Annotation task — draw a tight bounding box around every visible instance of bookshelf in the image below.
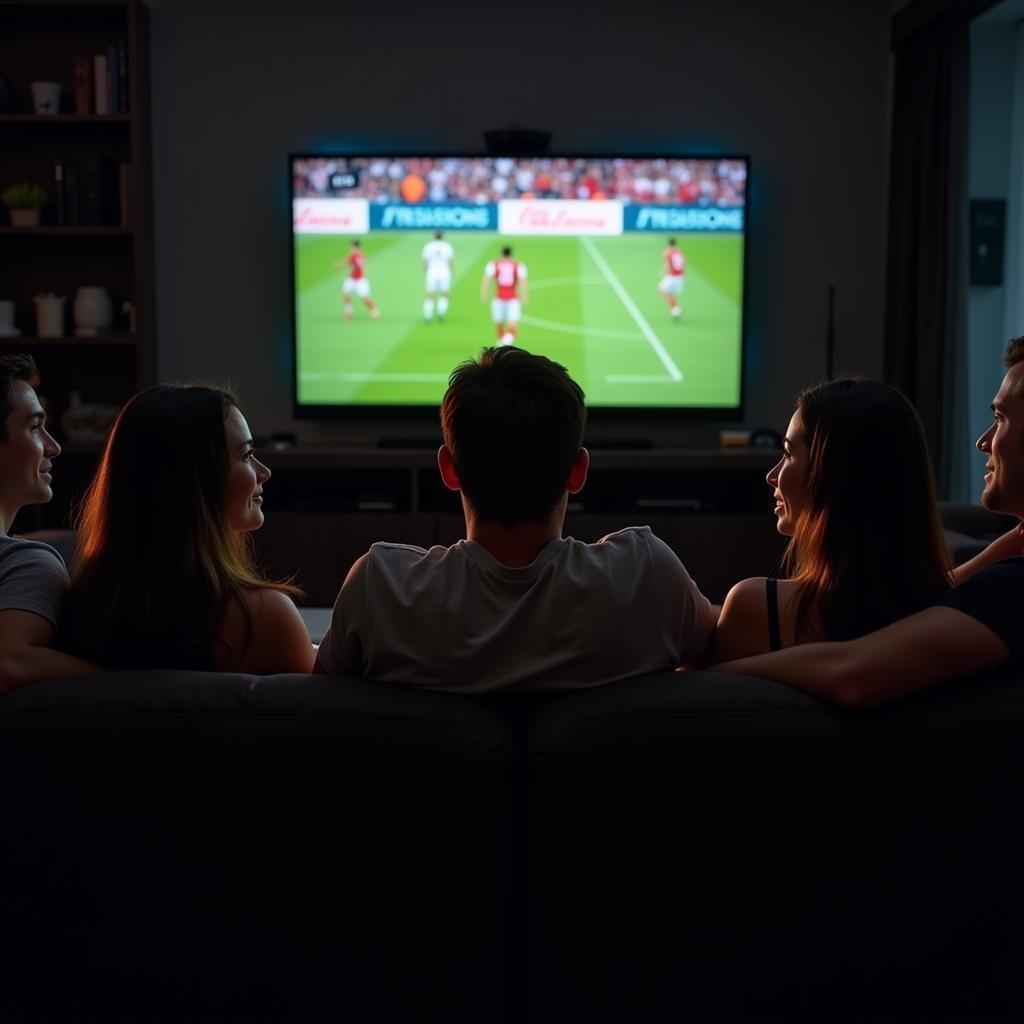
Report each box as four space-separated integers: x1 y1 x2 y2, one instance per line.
0 0 152 529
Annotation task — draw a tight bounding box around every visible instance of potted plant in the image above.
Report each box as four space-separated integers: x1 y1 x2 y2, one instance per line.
2 183 47 227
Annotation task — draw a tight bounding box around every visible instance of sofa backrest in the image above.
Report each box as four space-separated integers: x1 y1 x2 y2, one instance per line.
526 669 1024 1021
3 667 1023 1022
0 672 517 1022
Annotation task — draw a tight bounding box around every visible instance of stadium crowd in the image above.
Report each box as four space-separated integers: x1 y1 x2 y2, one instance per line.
293 156 747 207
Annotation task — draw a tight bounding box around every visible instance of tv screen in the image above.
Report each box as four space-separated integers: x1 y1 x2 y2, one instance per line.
290 154 747 418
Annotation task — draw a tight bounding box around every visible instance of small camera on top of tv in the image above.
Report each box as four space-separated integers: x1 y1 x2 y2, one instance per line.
483 127 551 155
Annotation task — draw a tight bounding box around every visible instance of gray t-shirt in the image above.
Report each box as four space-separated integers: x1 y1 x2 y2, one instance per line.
0 533 69 628
316 526 715 692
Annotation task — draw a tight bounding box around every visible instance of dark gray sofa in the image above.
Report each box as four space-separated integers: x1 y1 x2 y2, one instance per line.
1 667 1021 1022
939 500 1019 562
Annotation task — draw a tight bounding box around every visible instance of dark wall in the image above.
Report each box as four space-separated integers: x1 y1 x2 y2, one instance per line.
148 0 891 444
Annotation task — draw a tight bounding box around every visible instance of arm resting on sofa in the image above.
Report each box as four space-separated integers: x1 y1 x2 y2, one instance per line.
0 610 98 694
707 607 1008 708
953 525 1024 584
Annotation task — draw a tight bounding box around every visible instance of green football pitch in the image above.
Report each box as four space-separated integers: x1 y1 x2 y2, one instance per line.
294 231 743 408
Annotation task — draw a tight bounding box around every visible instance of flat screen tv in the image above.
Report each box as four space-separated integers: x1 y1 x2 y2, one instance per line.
290 153 748 420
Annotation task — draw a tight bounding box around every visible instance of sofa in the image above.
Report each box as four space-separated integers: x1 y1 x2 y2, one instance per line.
938 500 1019 562
1 666 1021 1022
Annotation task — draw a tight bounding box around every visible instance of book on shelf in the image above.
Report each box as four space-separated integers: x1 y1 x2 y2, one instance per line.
116 39 128 113
73 56 93 114
54 160 65 224
76 43 128 115
118 162 130 226
63 162 81 225
107 44 118 115
56 157 119 225
93 54 108 114
79 155 120 224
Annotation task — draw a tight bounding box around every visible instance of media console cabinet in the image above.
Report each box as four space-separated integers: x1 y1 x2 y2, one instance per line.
251 447 784 605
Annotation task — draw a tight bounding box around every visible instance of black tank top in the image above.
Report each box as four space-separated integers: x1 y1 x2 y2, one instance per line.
765 577 782 652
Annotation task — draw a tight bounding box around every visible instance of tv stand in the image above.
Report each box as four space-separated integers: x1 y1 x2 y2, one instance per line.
379 437 657 450
586 439 654 450
378 437 440 450
251 447 783 606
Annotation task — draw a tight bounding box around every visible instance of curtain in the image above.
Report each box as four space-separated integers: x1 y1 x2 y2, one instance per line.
885 14 970 500
1003 22 1024 344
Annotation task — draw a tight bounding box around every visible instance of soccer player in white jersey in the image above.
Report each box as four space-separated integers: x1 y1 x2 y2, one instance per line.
422 231 455 322
659 237 686 319
481 245 528 346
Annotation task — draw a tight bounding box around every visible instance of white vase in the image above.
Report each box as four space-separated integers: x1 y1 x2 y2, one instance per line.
73 286 113 337
0 300 18 337
30 81 61 114
34 294 66 338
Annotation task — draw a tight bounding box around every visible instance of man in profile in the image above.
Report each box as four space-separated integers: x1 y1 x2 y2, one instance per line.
315 346 715 690
711 337 1024 705
0 354 94 691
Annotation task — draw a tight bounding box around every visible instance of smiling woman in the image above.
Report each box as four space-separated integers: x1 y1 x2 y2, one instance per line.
710 377 955 661
58 385 315 674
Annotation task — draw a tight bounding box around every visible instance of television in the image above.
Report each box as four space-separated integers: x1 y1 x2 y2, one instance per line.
290 153 748 420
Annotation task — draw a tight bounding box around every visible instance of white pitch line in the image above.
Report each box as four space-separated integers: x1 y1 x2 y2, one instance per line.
581 236 683 382
605 374 677 383
341 373 448 383
519 315 643 341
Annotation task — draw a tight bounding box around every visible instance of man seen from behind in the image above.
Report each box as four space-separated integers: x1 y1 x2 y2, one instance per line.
315 346 716 690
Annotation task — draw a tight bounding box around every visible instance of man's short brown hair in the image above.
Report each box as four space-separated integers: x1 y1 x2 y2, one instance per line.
1005 337 1024 368
0 354 39 441
440 347 586 525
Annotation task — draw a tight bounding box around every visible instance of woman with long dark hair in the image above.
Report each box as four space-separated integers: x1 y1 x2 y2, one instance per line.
711 378 955 659
59 385 315 673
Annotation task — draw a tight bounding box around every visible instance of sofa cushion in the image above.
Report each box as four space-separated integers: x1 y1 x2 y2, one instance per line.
0 672 517 1022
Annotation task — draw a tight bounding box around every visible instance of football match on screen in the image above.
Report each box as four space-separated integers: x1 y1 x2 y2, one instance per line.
291 156 747 411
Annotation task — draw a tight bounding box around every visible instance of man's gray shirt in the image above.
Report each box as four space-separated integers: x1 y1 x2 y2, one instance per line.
317 526 716 692
0 534 69 627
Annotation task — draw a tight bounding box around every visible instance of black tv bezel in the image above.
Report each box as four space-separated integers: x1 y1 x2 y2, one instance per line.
288 150 750 424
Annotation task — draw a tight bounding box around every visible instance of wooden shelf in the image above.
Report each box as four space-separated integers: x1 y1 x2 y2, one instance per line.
0 334 136 346
0 225 132 235
0 0 129 7
0 114 131 124
0 0 130 21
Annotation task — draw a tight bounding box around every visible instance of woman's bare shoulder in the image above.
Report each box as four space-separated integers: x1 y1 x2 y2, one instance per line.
726 576 771 599
709 577 773 663
217 588 315 675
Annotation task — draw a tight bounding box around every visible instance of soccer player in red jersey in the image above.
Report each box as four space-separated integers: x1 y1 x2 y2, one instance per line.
659 237 686 320
481 245 528 346
335 239 380 320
